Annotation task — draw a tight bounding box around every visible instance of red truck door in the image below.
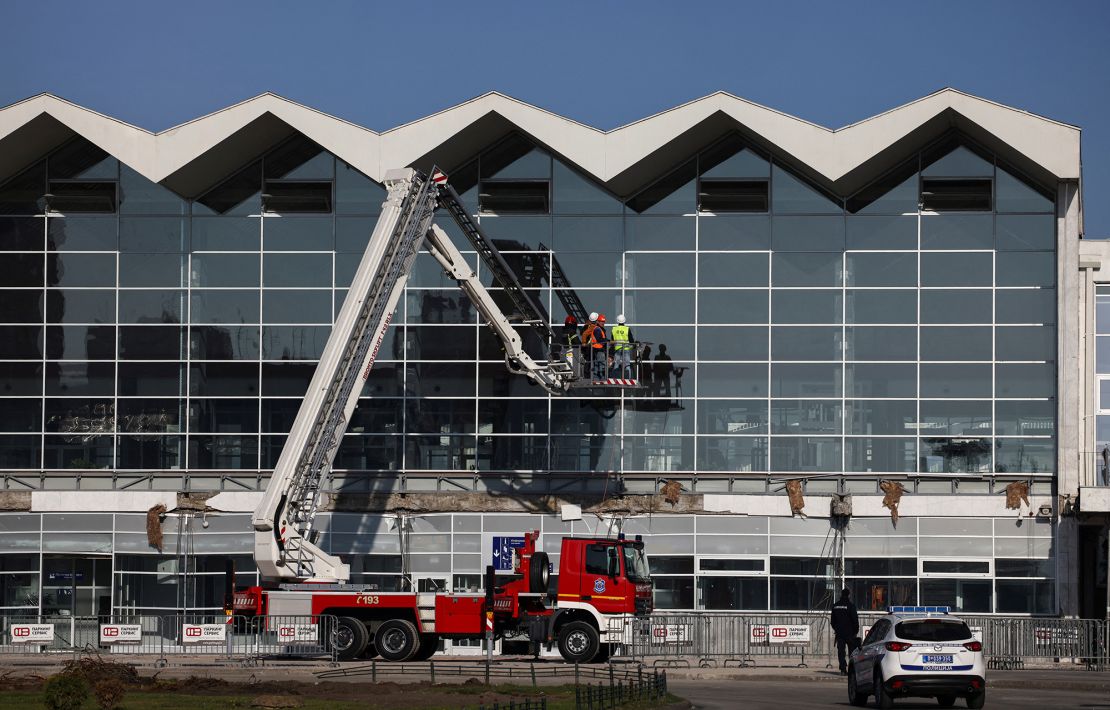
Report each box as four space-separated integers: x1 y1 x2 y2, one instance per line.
580 543 629 615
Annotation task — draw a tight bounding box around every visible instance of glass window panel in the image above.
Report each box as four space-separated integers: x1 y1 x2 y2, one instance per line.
0 435 41 468
190 253 259 288
479 215 550 250
920 579 992 613
0 291 44 323
850 171 920 216
189 435 258 469
0 216 44 250
44 325 114 360
335 434 402 470
334 216 376 253
698 363 767 397
697 436 768 472
920 252 992 287
846 438 917 472
920 326 992 361
261 399 301 434
698 215 770 250
551 216 623 252
49 139 114 179
996 214 1054 251
552 161 622 214
770 400 841 434
44 398 112 433
771 437 841 472
0 325 43 359
189 362 259 396
119 253 184 287
846 290 917 324
993 537 1052 558
406 289 476 325
771 290 841 324
262 216 332 250
195 162 261 216
618 326 694 362
407 398 475 434
627 161 695 215
653 577 695 610
118 325 185 359
846 400 916 435
996 363 1054 397
995 400 1054 437
625 216 695 250
771 165 841 214
845 215 917 250
697 290 768 324
771 216 844 251
845 326 916 361
697 252 768 287
921 290 991 324
46 253 114 287
920 438 992 473
995 580 1054 614
994 438 1055 473
47 217 116 251
996 252 1054 287
45 289 114 323
43 435 113 469
119 165 184 214
191 290 259 324
117 398 184 434
771 251 841 287
261 362 315 397
996 289 1054 324
697 326 768 360
994 559 1053 577
118 289 184 324
0 254 44 286
263 253 331 287
0 399 41 432
625 253 694 287
996 326 1055 361
190 325 260 360
119 217 187 253
771 363 841 397
546 250 620 289
922 145 993 177
0 162 46 215
995 169 1053 213
261 325 329 360
846 363 917 398
190 217 259 251
919 400 992 435
845 252 916 287
625 289 694 324
117 362 186 396
335 162 384 215
920 214 993 249
698 400 768 435
265 139 331 180
479 398 549 434
189 399 260 433
117 436 183 469
622 435 694 471
920 363 992 398
771 326 841 360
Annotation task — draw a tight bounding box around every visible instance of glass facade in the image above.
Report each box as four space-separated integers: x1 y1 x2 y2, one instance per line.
0 134 1057 481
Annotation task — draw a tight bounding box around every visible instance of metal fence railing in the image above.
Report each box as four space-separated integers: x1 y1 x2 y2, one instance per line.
0 614 337 664
620 613 1110 671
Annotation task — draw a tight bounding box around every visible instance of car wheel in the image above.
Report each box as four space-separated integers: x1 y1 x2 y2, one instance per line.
937 695 956 707
847 665 868 707
966 690 986 709
375 618 420 662
334 616 369 662
873 669 893 709
557 621 600 664
410 634 439 661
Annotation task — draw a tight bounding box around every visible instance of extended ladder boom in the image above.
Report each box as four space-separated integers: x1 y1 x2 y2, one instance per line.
253 168 575 583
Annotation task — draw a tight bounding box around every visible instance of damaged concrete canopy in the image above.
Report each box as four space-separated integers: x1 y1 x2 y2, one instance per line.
146 504 166 552
785 480 805 517
880 480 905 526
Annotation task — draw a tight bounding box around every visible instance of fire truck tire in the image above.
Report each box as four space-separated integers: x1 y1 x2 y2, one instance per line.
376 618 420 662
593 643 611 663
334 616 369 661
529 551 550 593
558 621 600 664
411 634 439 661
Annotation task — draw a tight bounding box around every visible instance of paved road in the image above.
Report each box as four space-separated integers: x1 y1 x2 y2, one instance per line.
669 678 1110 709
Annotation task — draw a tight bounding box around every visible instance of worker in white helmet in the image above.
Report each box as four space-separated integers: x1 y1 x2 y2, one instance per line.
611 314 635 378
580 312 601 379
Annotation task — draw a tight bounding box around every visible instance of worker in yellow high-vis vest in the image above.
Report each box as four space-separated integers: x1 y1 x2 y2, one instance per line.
611 314 634 378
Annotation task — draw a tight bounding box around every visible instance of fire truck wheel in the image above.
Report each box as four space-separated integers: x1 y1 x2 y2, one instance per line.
529 551 550 593
558 621 600 664
593 643 611 663
376 618 420 662
411 634 439 661
334 616 369 661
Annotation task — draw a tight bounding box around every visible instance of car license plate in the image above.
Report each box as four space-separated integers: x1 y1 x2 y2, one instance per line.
921 654 954 664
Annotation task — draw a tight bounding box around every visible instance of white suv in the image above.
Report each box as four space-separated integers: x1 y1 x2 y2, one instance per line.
848 607 986 709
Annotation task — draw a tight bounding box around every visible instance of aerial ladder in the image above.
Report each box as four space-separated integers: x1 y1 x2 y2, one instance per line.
253 167 622 584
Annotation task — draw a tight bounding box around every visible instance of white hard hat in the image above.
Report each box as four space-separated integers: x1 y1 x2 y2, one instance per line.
617 314 626 324
589 312 598 322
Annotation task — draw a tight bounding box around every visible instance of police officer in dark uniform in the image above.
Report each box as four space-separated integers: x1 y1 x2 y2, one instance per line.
831 588 860 674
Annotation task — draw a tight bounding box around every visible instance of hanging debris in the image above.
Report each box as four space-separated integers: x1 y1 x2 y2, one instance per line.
659 480 683 506
1005 481 1031 517
830 493 852 529
880 480 905 526
146 504 166 552
785 480 806 518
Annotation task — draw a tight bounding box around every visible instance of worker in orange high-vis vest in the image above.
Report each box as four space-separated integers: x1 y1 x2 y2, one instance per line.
592 314 609 379
580 312 599 379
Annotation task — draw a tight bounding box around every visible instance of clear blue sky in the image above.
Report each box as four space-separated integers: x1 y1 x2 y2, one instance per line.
2 1 1108 233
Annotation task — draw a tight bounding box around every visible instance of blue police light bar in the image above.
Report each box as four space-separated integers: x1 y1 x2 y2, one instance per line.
889 606 950 614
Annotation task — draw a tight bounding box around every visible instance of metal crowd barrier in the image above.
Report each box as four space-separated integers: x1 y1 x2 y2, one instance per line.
0 614 338 664
620 613 1110 671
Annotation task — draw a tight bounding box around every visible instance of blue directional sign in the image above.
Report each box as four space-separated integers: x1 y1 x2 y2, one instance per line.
492 536 526 571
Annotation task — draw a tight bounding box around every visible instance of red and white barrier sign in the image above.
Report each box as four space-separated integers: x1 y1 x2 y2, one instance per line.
99 624 143 644
276 624 317 644
181 624 226 644
751 624 810 644
10 624 53 644
650 623 692 645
